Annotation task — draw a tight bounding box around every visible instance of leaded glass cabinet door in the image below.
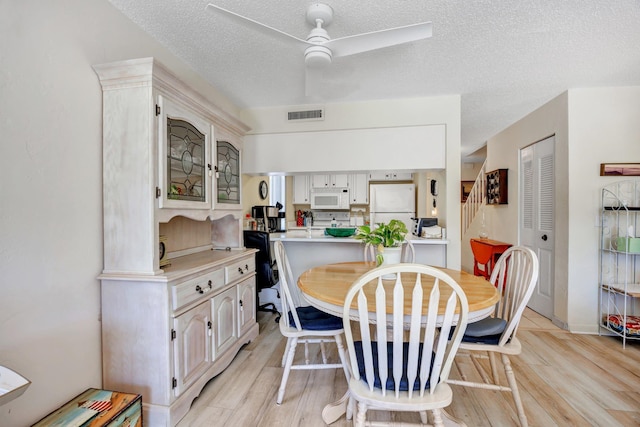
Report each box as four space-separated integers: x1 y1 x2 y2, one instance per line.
158 95 212 210
215 139 242 209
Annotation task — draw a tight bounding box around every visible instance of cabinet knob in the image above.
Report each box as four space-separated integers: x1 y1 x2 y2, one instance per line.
208 280 212 289
238 267 243 274
541 234 548 241
195 285 203 294
245 264 249 271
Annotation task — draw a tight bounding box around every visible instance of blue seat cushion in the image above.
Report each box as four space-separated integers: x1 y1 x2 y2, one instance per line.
462 317 507 345
353 341 435 391
288 306 343 331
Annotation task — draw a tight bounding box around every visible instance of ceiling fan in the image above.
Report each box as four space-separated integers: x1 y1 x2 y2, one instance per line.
205 3 432 96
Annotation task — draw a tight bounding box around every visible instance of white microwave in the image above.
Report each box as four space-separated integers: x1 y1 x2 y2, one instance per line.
310 188 350 210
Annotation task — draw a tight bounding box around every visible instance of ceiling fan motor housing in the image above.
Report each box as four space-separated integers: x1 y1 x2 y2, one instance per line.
304 45 332 68
305 25 332 68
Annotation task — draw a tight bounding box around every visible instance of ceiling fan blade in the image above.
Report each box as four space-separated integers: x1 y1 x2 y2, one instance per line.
325 22 432 58
206 3 310 47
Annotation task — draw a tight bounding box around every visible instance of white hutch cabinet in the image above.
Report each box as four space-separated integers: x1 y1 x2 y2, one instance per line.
93 58 257 426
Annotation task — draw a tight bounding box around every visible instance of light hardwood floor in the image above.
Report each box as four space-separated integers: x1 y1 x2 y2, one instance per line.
177 309 640 426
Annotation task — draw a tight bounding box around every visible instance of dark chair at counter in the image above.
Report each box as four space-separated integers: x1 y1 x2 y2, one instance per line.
243 230 280 318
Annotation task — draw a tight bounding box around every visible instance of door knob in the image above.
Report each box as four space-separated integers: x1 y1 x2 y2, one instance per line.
541 234 548 241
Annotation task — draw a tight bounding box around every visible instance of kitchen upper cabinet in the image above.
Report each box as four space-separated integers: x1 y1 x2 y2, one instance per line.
311 174 349 188
369 171 413 181
293 175 311 204
348 173 369 204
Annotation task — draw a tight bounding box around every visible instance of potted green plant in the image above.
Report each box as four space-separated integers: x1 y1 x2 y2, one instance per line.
354 219 408 266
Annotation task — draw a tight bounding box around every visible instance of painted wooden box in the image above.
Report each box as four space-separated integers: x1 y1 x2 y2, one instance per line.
32 388 141 427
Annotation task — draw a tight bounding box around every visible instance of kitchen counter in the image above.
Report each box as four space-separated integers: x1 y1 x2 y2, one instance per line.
271 230 448 245
271 230 448 306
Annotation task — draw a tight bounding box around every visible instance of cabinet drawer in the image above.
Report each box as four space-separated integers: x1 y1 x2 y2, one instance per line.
172 269 225 311
225 256 255 284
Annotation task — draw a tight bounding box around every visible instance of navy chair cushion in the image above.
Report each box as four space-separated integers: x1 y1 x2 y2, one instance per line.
353 341 435 391
461 317 507 345
288 306 343 331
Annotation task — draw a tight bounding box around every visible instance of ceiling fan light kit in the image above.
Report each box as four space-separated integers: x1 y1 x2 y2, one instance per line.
206 2 432 95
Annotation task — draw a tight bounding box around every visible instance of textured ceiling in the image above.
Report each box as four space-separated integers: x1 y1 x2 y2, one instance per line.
108 0 640 159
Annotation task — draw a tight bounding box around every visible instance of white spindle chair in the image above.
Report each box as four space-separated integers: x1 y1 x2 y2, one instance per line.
272 241 350 405
447 246 539 427
342 263 469 427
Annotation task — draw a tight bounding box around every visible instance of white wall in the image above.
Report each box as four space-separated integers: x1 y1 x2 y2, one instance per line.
485 87 640 332
566 87 640 332
240 96 463 268
486 92 569 326
0 1 240 425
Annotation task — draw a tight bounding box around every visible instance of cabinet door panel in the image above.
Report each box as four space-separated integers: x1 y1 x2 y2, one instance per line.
311 174 329 188
213 137 242 210
293 176 310 204
173 301 211 396
212 287 238 357
332 174 349 187
237 277 256 337
349 173 369 204
158 95 213 210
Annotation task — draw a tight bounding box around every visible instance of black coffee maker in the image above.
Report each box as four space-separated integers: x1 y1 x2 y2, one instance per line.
252 205 280 232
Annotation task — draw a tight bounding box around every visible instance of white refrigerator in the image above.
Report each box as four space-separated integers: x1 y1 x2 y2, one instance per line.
369 183 415 232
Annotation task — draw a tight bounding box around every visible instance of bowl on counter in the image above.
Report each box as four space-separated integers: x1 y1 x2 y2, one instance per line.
325 227 357 237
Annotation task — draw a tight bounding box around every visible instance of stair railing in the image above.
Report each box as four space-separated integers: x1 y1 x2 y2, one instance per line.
462 160 487 236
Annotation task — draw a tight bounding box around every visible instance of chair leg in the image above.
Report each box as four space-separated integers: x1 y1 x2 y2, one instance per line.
431 408 444 427
502 354 528 427
334 333 350 382
355 401 367 427
346 394 354 421
419 410 428 424
281 337 292 367
319 339 328 364
488 351 499 384
277 337 298 405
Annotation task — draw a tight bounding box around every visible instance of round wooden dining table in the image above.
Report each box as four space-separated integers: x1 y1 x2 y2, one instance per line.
297 261 501 425
298 261 500 323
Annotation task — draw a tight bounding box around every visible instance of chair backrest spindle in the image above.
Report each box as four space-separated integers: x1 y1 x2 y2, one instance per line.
343 263 469 401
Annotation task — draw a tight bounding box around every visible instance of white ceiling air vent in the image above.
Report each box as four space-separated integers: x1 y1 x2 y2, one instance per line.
286 107 325 122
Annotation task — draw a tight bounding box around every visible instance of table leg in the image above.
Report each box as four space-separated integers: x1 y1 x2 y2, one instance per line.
321 391 349 424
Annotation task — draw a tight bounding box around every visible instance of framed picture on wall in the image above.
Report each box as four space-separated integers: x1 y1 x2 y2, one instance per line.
600 163 640 176
461 181 474 202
